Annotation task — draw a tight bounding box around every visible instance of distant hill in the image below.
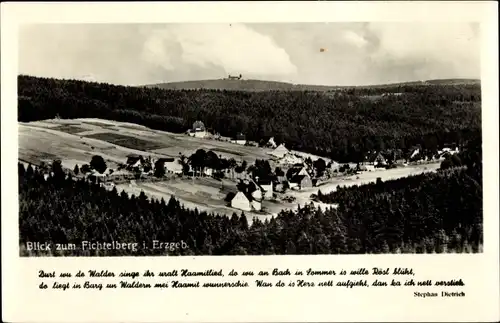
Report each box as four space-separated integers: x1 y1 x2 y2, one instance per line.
145 78 480 92
144 79 340 91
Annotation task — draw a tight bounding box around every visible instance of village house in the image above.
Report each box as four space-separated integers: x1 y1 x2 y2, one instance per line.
231 133 247 145
126 154 144 172
368 152 387 167
269 143 289 159
87 169 107 182
154 157 184 175
286 166 313 190
229 177 269 212
188 120 207 138
289 173 313 190
165 158 184 174
230 191 262 212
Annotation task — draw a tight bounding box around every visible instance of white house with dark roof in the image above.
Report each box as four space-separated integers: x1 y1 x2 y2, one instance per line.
230 191 262 212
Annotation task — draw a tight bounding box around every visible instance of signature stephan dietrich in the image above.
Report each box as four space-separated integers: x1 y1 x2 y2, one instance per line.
414 291 466 298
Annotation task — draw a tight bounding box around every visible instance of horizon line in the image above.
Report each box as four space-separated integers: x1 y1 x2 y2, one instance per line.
17 74 481 89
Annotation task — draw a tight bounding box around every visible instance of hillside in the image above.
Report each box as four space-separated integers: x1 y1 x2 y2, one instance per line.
145 78 480 92
145 79 341 92
18 75 481 163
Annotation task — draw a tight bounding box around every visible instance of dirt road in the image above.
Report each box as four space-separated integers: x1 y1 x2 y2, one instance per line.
285 162 441 211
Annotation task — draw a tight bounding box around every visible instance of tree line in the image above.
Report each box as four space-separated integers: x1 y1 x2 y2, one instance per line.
18 75 481 163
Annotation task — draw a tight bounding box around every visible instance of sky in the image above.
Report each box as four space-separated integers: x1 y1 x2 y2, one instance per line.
18 23 481 86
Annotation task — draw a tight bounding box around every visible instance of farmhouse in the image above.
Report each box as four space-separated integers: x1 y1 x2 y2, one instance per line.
230 191 261 212
289 174 313 190
189 121 207 138
165 159 184 174
231 133 247 145
126 154 144 171
155 157 184 175
269 144 289 159
368 152 387 166
286 166 313 190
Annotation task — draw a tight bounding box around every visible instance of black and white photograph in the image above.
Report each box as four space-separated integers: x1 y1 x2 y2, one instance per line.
17 22 483 257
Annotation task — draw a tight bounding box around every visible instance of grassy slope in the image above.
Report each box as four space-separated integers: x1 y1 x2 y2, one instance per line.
18 118 279 168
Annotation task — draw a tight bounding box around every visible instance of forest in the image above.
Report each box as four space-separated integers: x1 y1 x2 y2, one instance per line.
18 75 481 162
19 139 482 256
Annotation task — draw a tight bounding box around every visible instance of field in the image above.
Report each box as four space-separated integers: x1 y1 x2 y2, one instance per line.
19 117 441 223
19 120 168 170
85 132 169 150
52 125 89 134
19 118 277 166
